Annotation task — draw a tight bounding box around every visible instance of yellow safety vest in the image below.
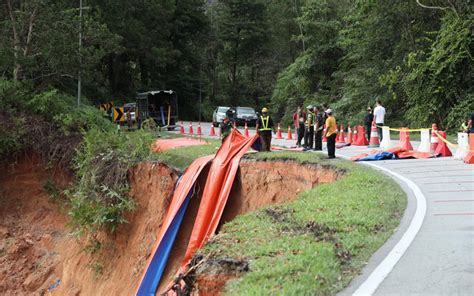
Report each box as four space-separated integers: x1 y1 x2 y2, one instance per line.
306 112 314 127
259 116 272 131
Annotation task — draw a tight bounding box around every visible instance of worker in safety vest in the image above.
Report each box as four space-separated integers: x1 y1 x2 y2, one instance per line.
304 105 314 150
256 107 275 152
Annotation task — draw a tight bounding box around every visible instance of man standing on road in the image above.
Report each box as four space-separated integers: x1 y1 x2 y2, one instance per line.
364 107 374 142
325 109 337 159
314 106 324 151
257 107 275 152
373 99 386 141
304 105 314 150
220 114 233 143
294 105 305 147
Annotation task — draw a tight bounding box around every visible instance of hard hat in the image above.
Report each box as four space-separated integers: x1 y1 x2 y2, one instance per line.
307 105 313 110
325 108 332 114
262 107 268 113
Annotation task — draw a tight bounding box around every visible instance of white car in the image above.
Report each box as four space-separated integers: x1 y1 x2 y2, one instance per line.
212 106 230 127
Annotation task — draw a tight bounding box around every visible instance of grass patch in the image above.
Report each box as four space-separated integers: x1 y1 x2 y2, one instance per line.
197 151 406 295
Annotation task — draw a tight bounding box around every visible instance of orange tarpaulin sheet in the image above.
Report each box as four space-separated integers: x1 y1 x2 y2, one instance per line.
180 130 259 270
151 138 208 152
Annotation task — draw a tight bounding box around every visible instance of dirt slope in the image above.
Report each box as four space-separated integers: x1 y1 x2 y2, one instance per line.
0 157 178 295
0 155 71 294
1 157 341 296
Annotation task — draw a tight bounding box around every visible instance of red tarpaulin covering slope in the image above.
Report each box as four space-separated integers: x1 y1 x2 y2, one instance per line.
151 138 208 152
179 130 259 270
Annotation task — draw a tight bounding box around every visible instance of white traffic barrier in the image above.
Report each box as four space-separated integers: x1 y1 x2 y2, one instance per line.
379 126 394 149
453 132 469 160
417 129 431 153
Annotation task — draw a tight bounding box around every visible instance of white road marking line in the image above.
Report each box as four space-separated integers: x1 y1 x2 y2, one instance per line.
336 153 427 296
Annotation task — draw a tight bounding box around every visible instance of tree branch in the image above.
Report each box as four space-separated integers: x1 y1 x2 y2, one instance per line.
415 0 456 14
6 0 21 80
23 5 38 57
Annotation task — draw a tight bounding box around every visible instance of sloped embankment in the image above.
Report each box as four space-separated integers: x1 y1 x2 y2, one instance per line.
0 157 341 295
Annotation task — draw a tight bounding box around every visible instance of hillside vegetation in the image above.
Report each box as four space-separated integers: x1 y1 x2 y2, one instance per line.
1 0 472 129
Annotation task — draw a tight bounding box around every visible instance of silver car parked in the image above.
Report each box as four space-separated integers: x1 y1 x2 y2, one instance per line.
212 106 230 127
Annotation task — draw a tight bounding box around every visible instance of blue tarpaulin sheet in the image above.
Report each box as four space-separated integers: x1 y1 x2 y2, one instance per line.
136 185 193 296
358 151 396 161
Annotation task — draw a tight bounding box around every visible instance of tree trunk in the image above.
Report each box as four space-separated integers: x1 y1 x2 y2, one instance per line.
6 0 21 80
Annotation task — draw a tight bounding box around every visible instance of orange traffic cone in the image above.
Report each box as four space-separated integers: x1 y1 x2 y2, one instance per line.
464 133 474 164
323 125 327 142
354 125 369 146
188 122 194 135
347 125 352 144
244 122 249 137
276 123 283 139
337 124 345 143
434 131 452 157
209 124 216 136
398 128 413 151
430 123 439 153
197 122 203 136
287 126 293 140
180 121 185 135
368 122 380 147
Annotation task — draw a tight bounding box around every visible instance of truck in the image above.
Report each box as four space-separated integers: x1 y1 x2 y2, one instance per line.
136 90 179 130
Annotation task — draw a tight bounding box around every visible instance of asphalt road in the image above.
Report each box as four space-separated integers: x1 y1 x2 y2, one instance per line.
172 121 474 296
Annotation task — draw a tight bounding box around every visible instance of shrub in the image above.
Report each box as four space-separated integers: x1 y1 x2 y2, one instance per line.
0 114 27 161
27 89 75 121
55 105 114 134
0 79 32 109
68 128 155 235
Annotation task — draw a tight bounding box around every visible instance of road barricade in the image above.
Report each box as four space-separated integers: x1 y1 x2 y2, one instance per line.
417 129 431 153
453 133 469 160
398 128 413 151
464 134 474 164
433 131 452 157
380 126 394 149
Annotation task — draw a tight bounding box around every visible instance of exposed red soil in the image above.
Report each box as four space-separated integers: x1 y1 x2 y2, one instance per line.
0 154 72 295
221 160 343 223
51 162 178 296
0 157 178 296
1 156 342 296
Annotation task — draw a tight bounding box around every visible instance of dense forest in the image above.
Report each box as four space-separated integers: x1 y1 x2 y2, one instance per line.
1 0 473 129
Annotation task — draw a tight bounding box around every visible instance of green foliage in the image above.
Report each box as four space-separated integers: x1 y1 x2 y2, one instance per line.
68 129 155 235
400 12 473 129
42 179 63 201
27 89 75 121
0 115 27 161
55 105 114 134
0 79 32 109
271 0 344 123
87 262 104 277
445 94 474 132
